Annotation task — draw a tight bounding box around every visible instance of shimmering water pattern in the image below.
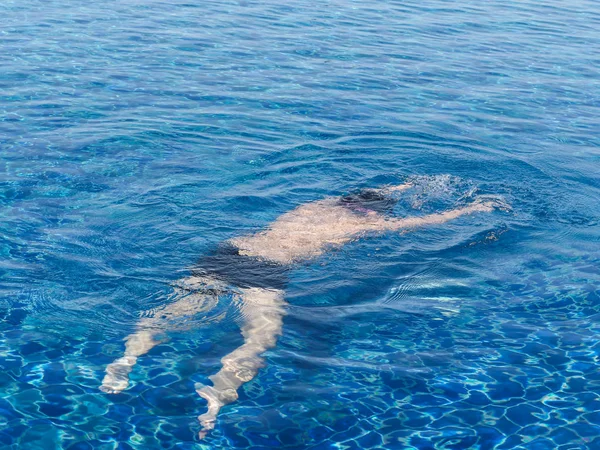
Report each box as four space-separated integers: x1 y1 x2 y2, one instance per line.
1 0 600 449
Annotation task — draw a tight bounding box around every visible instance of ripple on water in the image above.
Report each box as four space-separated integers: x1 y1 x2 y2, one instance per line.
1 0 600 448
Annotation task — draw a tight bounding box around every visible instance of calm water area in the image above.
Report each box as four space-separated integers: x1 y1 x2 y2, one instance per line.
1 0 599 448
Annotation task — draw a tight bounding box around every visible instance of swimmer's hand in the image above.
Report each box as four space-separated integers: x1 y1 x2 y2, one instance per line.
471 196 512 213
382 182 413 193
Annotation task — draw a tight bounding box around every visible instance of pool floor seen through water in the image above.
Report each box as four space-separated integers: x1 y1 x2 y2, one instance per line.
1 0 600 448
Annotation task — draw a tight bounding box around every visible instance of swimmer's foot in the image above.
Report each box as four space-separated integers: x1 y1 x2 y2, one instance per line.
100 356 137 394
195 383 238 439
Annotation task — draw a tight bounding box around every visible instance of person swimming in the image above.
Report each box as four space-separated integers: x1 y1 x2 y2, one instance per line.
100 182 505 437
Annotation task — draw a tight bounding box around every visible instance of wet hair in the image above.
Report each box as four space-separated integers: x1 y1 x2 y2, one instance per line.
338 189 398 215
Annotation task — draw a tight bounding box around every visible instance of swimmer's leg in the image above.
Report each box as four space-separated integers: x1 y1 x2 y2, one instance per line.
100 277 220 394
196 287 286 437
100 319 160 394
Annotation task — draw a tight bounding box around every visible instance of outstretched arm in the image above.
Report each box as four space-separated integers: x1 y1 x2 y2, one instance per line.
379 199 500 232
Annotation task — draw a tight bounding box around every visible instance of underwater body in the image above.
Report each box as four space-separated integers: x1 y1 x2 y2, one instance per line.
1 0 600 448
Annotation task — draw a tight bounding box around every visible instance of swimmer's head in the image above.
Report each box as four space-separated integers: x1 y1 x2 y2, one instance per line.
339 189 398 215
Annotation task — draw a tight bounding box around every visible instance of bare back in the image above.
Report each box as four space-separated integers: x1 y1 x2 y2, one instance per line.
230 197 392 264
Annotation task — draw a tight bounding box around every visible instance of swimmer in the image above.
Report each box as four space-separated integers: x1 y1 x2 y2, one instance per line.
100 182 505 437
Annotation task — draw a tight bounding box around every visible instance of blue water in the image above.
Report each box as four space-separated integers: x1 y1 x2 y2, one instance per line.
1 0 599 448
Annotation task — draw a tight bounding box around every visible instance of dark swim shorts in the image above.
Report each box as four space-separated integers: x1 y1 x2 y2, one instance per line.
192 244 290 291
338 189 398 215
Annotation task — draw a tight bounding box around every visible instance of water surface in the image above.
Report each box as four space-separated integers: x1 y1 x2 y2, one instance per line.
1 0 599 448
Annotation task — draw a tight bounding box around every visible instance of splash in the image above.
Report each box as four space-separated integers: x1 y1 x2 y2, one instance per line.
404 174 477 212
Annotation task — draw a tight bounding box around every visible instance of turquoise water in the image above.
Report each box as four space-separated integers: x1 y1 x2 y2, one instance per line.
1 0 600 448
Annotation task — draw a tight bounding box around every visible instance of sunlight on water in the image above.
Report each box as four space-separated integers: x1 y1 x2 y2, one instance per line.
1 0 599 448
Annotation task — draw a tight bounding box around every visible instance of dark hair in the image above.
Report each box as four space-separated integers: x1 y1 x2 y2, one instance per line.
338 189 398 215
